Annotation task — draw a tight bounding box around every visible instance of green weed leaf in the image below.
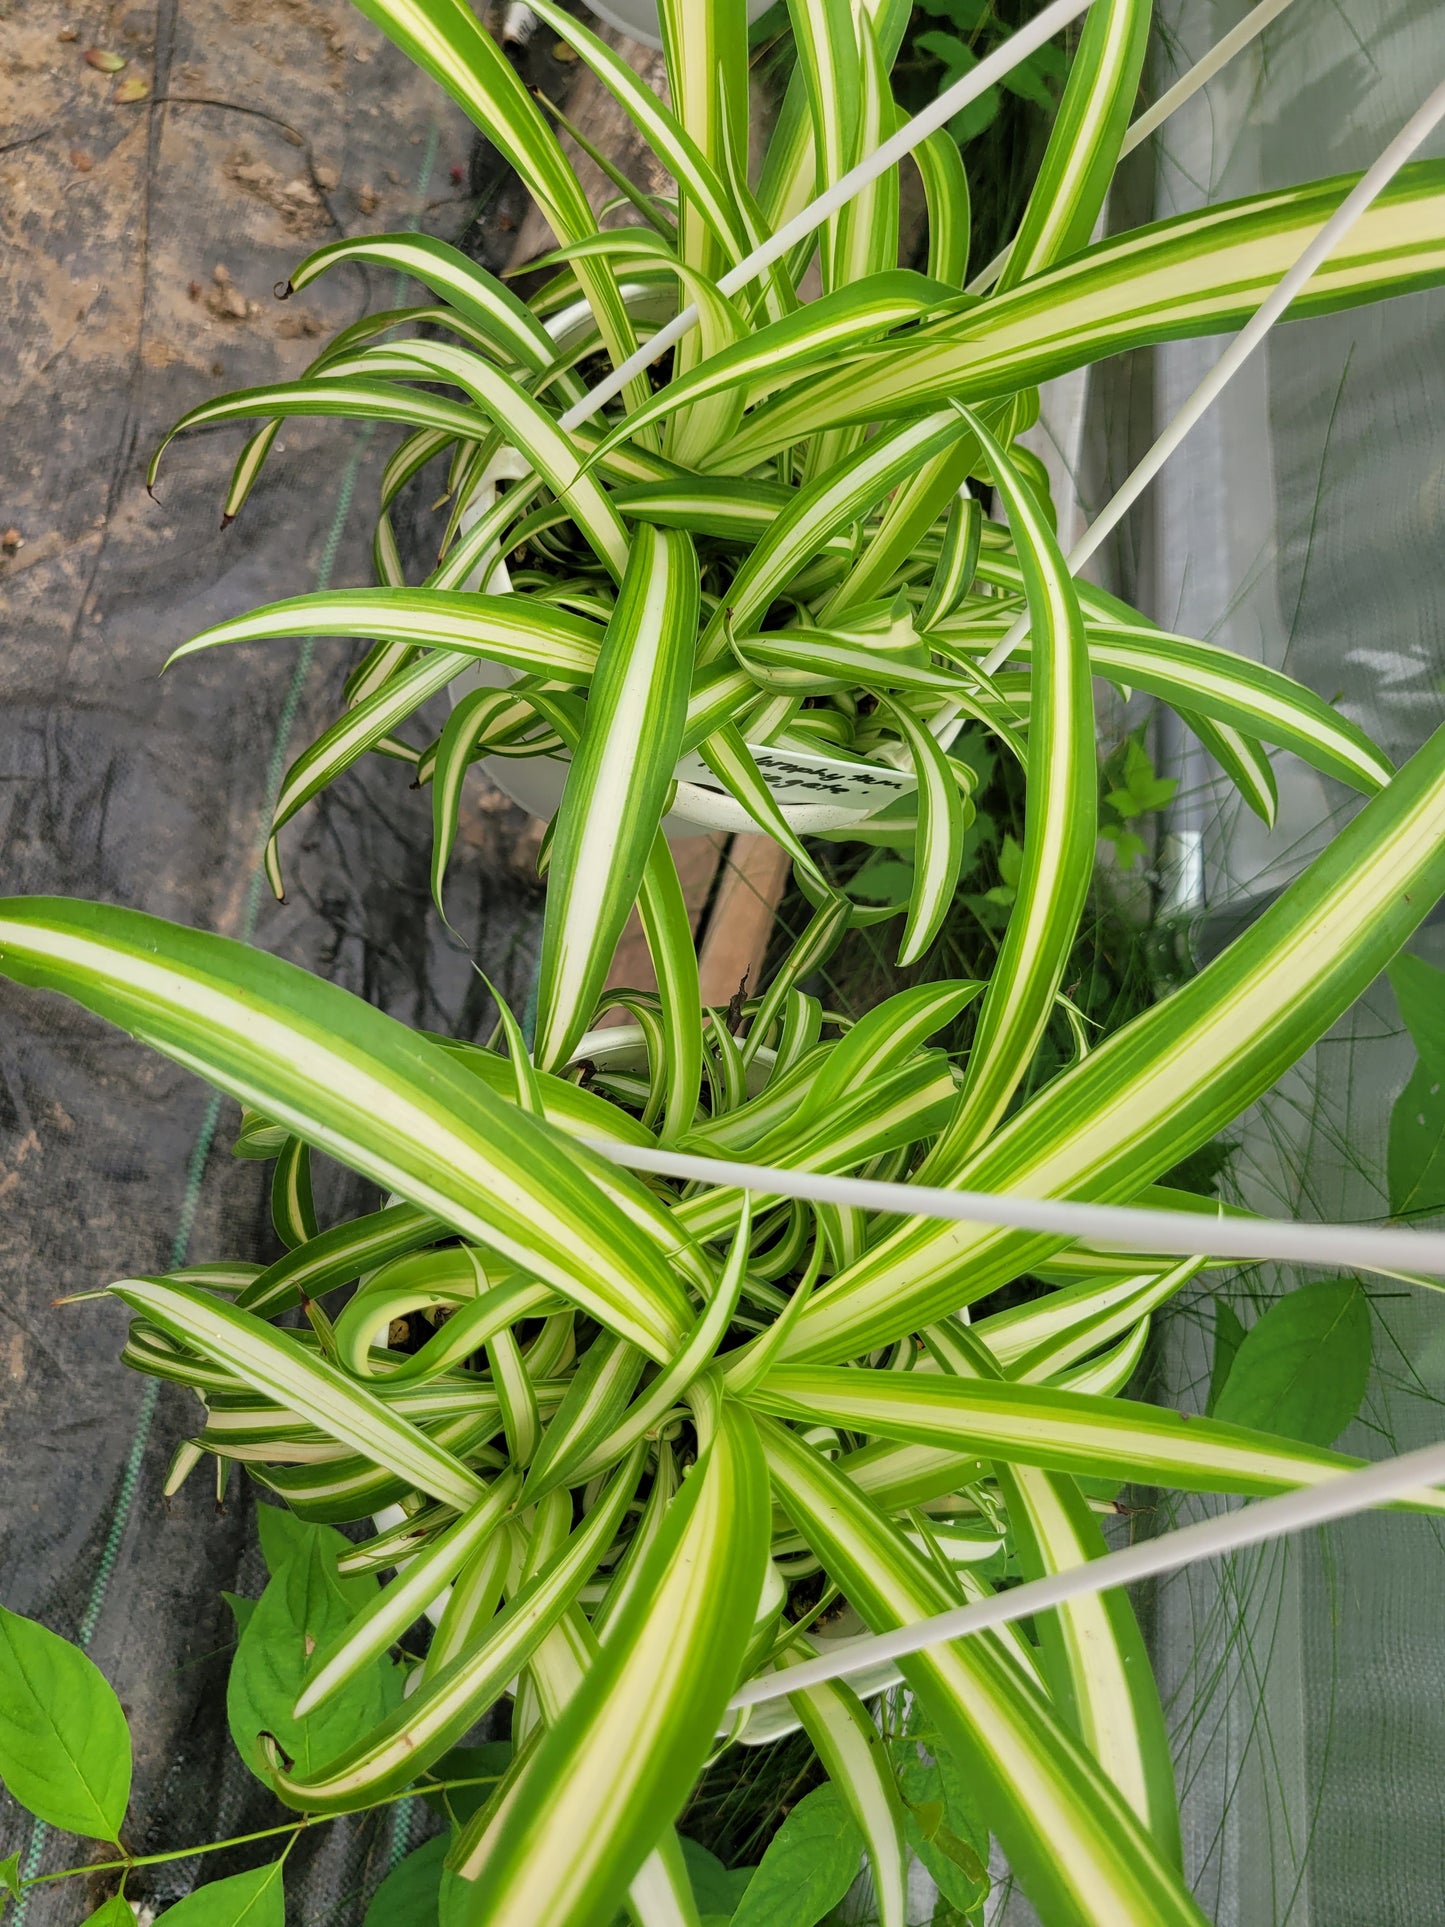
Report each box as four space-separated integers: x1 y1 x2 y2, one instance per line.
364 1834 450 1926
1 1852 21 1907
419 1742 512 1827
679 1836 755 1915
0 1604 131 1841
729 1784 861 1927
1389 953 1445 1077
1390 1059 1445 1222
226 1530 402 1786
1212 1280 1371 1448
85 1902 136 1924
156 1859 284 1925
1206 1302 1246 1416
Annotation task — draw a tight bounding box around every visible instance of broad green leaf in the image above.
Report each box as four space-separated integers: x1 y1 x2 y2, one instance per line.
156 1860 284 1926
85 1901 136 1925
0 1604 130 1841
364 1834 450 1927
784 719 1445 1362
451 1401 769 1923
1390 1059 1445 1223
0 900 690 1360
729 1783 861 1927
761 1419 1208 1927
534 524 698 1070
1211 1280 1372 1449
1206 1301 1247 1416
678 1839 755 1917
1390 952 1445 1077
227 1530 402 1781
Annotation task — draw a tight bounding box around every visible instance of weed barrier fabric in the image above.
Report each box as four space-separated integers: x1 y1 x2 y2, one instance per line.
0 6 550 1919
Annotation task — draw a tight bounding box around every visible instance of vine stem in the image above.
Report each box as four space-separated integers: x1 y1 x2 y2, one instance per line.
19 1775 501 1892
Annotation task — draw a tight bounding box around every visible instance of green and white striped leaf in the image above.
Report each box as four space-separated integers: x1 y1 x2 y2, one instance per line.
994 0 1150 295
0 899 691 1359
534 524 698 1070
749 1362 1445 1510
722 161 1445 459
114 1277 487 1508
265 1445 647 1810
761 1418 1208 1927
453 1399 769 1925
923 409 1094 1160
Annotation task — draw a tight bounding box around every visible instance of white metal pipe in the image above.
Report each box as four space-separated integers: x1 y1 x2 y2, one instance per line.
727 1430 1445 1709
581 1139 1445 1279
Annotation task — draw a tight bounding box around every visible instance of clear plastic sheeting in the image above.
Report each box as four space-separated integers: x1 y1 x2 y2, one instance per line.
1141 4 1445 1924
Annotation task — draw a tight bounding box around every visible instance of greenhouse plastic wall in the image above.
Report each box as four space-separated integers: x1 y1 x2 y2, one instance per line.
1142 3 1445 1923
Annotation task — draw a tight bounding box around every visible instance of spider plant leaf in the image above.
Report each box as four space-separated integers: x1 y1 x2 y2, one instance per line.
430 689 549 923
724 161 1445 459
939 613 1391 793
912 122 972 288
287 232 558 371
522 1332 647 1510
533 524 698 1071
923 409 1093 1153
265 1445 648 1811
698 408 981 661
638 832 706 1142
877 697 967 967
783 1658 909 1927
238 1202 439 1316
749 1363 1445 1512
925 1317 1180 1859
995 0 1150 295
589 272 948 462
831 4 899 294
785 0 861 291
693 726 830 887
449 1401 768 1926
523 0 746 267
368 339 629 580
151 380 490 489
269 1135 317 1250
655 0 748 286
348 0 648 407
761 1418 1209 1927
0 898 692 1359
795 978 983 1127
1181 713 1278 823
113 1277 487 1509
564 1200 753 1488
296 1469 523 1717
919 493 983 629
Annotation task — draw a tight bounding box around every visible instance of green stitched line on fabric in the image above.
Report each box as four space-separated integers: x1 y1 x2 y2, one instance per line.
13 119 441 1925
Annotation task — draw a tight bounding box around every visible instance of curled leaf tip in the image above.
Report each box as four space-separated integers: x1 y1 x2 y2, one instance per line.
275 278 294 301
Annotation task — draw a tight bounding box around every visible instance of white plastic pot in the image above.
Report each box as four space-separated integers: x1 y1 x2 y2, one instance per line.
450 451 918 837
